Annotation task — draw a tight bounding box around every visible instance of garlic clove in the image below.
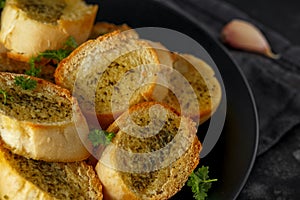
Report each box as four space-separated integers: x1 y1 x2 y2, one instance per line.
221 19 280 59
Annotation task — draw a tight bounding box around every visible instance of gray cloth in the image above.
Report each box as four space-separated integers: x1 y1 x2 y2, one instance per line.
156 0 300 156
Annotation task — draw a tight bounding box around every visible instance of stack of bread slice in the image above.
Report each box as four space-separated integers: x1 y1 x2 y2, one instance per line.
0 72 103 199
53 23 222 199
0 8 222 197
0 0 104 198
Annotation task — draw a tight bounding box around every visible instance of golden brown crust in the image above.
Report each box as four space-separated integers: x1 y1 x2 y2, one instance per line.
54 30 130 89
156 135 201 200
0 72 91 162
106 101 181 134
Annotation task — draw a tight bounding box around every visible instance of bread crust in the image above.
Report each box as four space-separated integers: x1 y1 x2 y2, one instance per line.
55 30 139 90
158 53 222 124
96 102 201 200
0 72 91 162
0 0 98 61
55 31 163 129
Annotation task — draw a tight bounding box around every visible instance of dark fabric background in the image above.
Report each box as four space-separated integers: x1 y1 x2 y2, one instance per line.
156 0 300 199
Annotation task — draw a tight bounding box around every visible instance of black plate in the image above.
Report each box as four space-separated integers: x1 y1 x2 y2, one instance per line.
87 0 259 199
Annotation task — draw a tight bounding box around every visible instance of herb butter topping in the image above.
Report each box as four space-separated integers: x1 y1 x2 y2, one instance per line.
15 0 66 24
2 148 92 199
0 86 72 123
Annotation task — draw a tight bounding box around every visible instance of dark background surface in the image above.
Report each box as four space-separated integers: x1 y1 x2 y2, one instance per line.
220 0 300 199
222 0 300 45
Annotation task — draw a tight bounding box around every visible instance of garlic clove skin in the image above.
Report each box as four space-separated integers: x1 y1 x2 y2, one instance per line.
221 19 280 59
265 48 280 59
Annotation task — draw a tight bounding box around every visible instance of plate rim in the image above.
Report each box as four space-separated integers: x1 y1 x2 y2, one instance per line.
154 1 260 198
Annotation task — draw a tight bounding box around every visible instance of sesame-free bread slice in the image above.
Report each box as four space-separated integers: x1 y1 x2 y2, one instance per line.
0 0 98 61
96 102 202 200
158 53 222 124
55 31 164 129
0 72 91 162
0 143 103 200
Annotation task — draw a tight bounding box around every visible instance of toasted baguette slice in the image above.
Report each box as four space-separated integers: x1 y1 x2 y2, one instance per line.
89 22 132 39
0 143 103 200
55 31 164 129
96 102 201 200
0 0 98 61
0 72 90 162
158 53 222 124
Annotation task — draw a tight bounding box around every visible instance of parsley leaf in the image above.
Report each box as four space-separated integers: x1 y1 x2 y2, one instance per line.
187 166 218 200
39 48 73 63
88 129 116 147
15 76 37 90
0 0 5 9
64 36 78 49
13 37 77 90
37 36 78 63
0 89 12 104
26 57 41 77
28 36 78 72
14 58 40 91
